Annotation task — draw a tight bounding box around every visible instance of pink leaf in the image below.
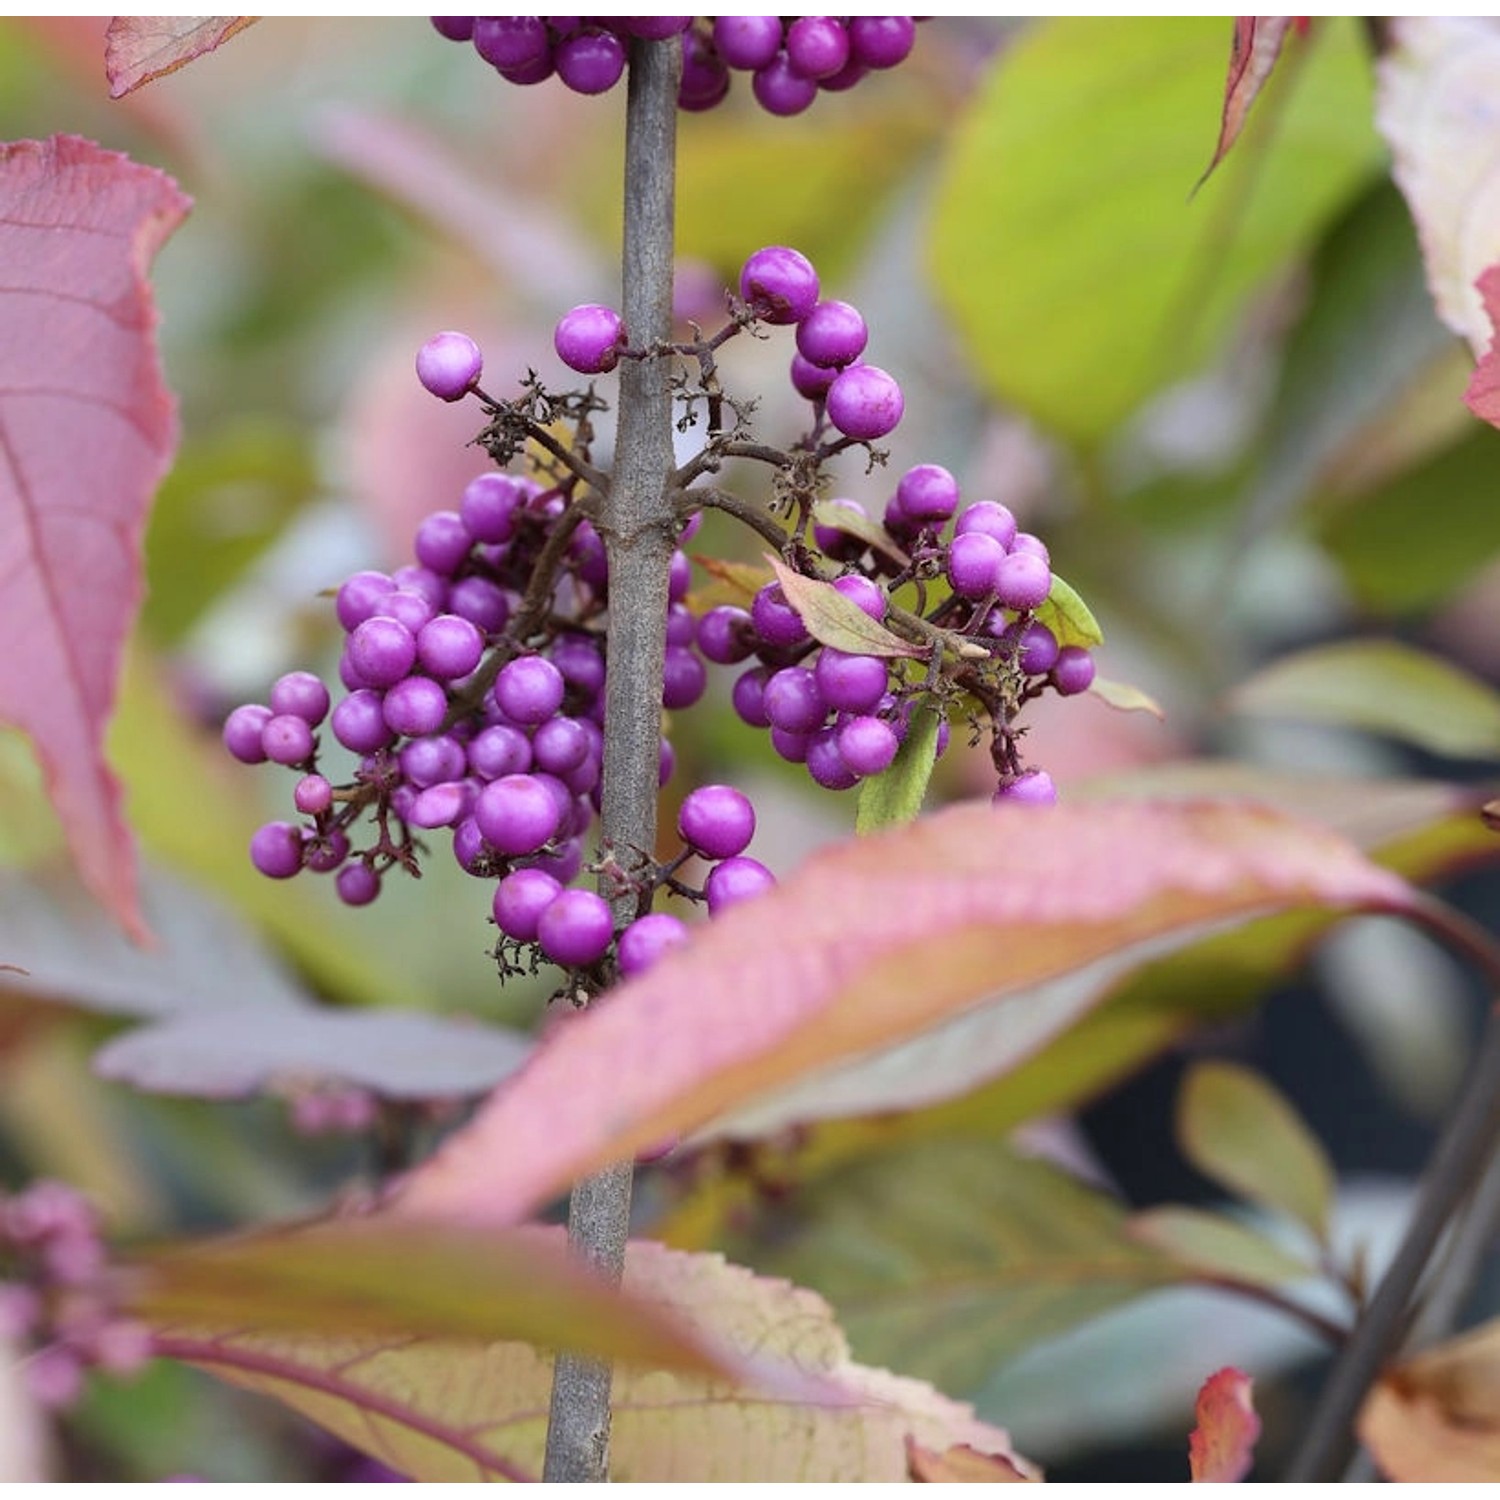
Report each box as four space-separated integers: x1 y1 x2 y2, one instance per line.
392 799 1412 1226
0 137 189 940
103 17 257 99
1189 1367 1261 1482
1200 19 1297 186
1466 264 1500 428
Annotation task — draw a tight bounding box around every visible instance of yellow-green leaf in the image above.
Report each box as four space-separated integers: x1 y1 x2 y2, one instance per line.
1035 574 1104 649
856 697 943 833
770 557 926 659
1127 1205 1321 1287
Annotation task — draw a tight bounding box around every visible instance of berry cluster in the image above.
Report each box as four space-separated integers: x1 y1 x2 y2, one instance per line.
428 17 920 116
0 1181 150 1411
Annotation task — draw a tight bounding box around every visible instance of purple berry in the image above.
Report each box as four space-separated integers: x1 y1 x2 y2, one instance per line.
555 304 626 375
431 17 475 42
452 818 489 875
753 52 819 115
1010 531 1051 565
382 676 449 738
1051 646 1096 697
806 728 859 790
492 868 562 942
819 56 869 92
837 715 899 777
668 549 692 604
665 602 696 648
392 564 449 612
618 17 692 40
764 666 827 734
303 827 349 874
379 589 435 635
448 576 511 634
460 473 525 543
704 856 776 915
697 605 753 665
223 704 271 764
955 501 1019 551
994 769 1058 806
331 690 394 754
796 300 868 369
417 614 484 680
947 532 1006 600
896 464 959 524
785 16 850 79
537 889 614 967
995 552 1052 611
678 784 756 860
739 246 819 325
261 712 314 766
408 781 470 829
555 27 626 93
1007 621 1060 676
617 912 689 977
414 510 472 576
335 570 394 631
473 15 549 70
832 574 886 619
294 773 333 815
475 773 561 855
336 862 381 906
270 670 330 726
468 724 532 780
400 734 465 788
495 655 565 725
415 331 482 402
732 666 772 729
770 725 811 763
348 617 417 689
662 645 707 710
849 16 916 68
750 582 808 647
250 822 303 880
550 635 606 697
814 648 888 715
791 352 839 401
713 15 783 69
529 717 587 777
679 29 731 109
827 364 904 441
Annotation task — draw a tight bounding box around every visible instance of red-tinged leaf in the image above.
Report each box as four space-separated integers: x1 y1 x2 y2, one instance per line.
103 17 257 98
1467 263 1500 427
1200 19 1297 185
0 137 188 941
153 1235 1030 1483
394 799 1413 1226
908 1437 1037 1482
1190 1366 1260 1482
769 556 926 659
689 554 776 608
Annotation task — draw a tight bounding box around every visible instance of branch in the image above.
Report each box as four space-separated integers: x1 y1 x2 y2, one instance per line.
541 34 680 1486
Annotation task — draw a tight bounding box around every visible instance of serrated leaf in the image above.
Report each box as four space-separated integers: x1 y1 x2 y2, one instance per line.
1467 264 1500 427
1034 574 1104 649
810 499 911 566
104 17 257 98
1178 1061 1336 1243
395 799 1412 1226
0 137 189 940
1089 677 1165 718
153 1236 1027 1483
1230 640 1500 760
856 698 943 834
1127 1205 1320 1287
930 17 1379 443
1200 19 1297 184
769 557 926 659
1190 1367 1261 1483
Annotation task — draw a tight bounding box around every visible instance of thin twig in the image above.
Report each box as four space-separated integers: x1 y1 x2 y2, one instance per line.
541 33 680 1486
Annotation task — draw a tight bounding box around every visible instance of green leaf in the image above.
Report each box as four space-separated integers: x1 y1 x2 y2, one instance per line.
1089 676 1165 718
769 558 926 659
930 17 1380 444
154 1236 1024 1483
809 499 911 565
1230 640 1500 759
1317 428 1500 614
1178 1060 1336 1242
856 697 943 833
1035 574 1104 649
724 1139 1184 1393
1128 1205 1320 1286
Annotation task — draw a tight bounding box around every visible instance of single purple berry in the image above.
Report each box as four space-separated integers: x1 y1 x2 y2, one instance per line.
415 331 482 402
770 725 811 763
348 617 417 689
806 728 859 790
294 773 333 815
401 734 467 789
303 827 349 874
460 473 525 544
250 822 303 880
392 564 449 612
448 576 511 634
617 912 690 977
414 510 472 577
796 300 868 369
1010 531 1051 565
814 648 888 714
618 17 692 40
261 712 314 766
849 15 916 68
826 364 904 440
475 773 561 855
753 52 819 115
764 666 828 734
791 352 839 401
550 634 606 697
819 56 869 92
331 690 394 754
335 570 394 632
668 549 692 604
785 15 850 79
532 716 589 776
468 724 532 780
1007 620 1060 676
223 704 271 764
662 645 708 710
270 671 330 726
995 552 1052 611
492 868 563 943
994 769 1058 807
732 666 773 729
666 602 696 648
537 889 614 967
495 655 565 725
417 614 484 680
336 862 381 906
382 676 449 738
713 15 783 69
473 15 549 70
678 784 756 861
955 501 1019 551
555 304 626 375
379 589 435 636
697 605 753 665
704 856 776 915
431 17 474 42
896 463 959 524
679 30 730 109
750 582 808 647
739 245 819 325
408 781 470 829
1051 646 1096 697
556 28 626 93
832 574 886 619
947 532 1007 600
837 715 899 777
812 497 870 562
452 817 489 875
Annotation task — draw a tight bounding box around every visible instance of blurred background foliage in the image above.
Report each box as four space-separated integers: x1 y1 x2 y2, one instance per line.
0 15 1498 1482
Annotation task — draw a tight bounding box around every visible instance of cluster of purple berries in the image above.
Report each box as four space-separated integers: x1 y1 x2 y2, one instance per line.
428 17 919 115
0 1181 151 1411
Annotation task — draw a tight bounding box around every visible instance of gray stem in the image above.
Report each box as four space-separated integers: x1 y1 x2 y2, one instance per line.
541 34 679 1486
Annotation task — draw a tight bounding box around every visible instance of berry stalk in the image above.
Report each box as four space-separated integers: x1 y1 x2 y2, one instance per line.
541 33 680 1486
